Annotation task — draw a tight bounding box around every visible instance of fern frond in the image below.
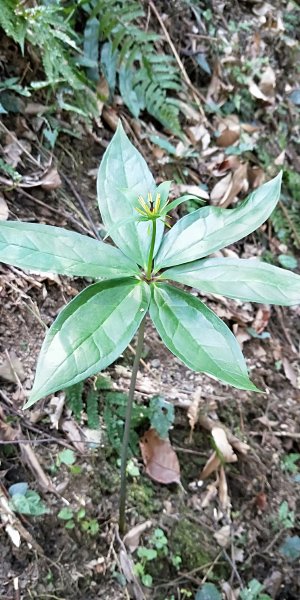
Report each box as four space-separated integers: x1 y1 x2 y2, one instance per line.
86 388 99 429
65 382 84 421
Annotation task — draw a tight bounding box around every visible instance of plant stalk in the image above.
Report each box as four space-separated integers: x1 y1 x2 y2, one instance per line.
146 220 157 280
119 315 146 534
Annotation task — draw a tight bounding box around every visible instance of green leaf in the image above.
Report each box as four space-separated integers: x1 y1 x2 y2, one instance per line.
150 283 258 391
195 583 222 600
58 507 74 520
86 387 99 429
154 173 282 270
161 194 205 216
97 121 164 268
10 491 49 517
57 449 76 466
24 278 150 408
163 257 300 306
149 396 174 439
279 535 300 561
0 221 139 278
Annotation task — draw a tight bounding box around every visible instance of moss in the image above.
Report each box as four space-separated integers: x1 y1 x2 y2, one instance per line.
128 481 161 518
171 517 215 571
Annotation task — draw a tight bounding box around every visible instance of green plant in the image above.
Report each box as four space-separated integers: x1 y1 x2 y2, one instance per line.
240 579 272 600
58 505 99 535
9 484 49 517
135 528 181 587
277 501 295 529
0 0 183 131
1 122 300 532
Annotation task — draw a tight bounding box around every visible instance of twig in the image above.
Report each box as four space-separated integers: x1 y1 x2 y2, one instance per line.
149 1 207 119
250 430 300 439
0 121 42 168
60 172 101 240
128 343 150 371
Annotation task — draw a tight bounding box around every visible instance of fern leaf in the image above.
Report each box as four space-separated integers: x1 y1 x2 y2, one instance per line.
86 388 99 429
65 382 84 421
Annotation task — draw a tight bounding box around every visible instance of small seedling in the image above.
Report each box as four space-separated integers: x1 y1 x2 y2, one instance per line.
58 506 99 535
1 122 300 532
134 528 181 588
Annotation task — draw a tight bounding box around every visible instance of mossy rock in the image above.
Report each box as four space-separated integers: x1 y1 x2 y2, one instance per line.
128 481 162 518
171 517 215 570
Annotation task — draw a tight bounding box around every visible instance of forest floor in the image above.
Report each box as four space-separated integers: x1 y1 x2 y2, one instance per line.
0 1 300 599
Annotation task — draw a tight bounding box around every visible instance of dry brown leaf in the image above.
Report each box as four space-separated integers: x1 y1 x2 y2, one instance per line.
252 304 271 334
219 163 248 208
123 520 152 553
201 483 218 508
25 103 49 115
212 427 238 463
249 80 270 102
216 156 241 174
219 466 230 511
61 419 86 453
214 524 231 548
274 150 285 166
0 352 25 383
40 168 62 190
200 451 221 479
210 173 233 205
49 395 65 429
0 193 9 220
247 165 265 188
174 183 209 200
282 358 299 389
139 428 180 485
222 581 239 600
187 388 201 436
260 66 276 98
3 140 24 167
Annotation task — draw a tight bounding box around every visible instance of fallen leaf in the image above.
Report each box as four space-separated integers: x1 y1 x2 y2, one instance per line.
123 520 152 553
255 492 268 511
0 193 8 220
210 173 233 205
61 419 86 453
259 66 276 98
249 80 270 102
252 305 271 334
247 165 265 188
219 466 230 511
174 183 209 200
219 163 248 208
214 524 231 548
0 352 25 383
187 388 201 436
40 168 62 190
49 394 65 429
282 358 299 389
200 451 221 480
201 482 218 508
212 427 238 463
139 428 180 485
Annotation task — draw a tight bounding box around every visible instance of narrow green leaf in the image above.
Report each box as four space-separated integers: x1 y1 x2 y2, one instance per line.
154 173 282 270
150 283 258 391
97 121 164 268
24 278 150 408
163 257 300 306
160 194 205 216
0 221 139 278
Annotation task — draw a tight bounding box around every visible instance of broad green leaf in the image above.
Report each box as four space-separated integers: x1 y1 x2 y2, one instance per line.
0 221 139 278
163 257 300 306
195 583 222 600
24 278 150 408
279 535 300 561
150 283 258 391
97 121 164 268
154 173 282 270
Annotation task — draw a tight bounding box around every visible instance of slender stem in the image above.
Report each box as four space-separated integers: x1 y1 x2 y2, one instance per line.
146 220 157 280
119 316 146 534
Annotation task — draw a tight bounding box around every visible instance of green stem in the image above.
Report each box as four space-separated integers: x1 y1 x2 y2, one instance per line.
146 220 157 280
119 316 146 534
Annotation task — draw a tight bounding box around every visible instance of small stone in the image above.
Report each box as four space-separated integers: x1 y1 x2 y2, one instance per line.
151 359 160 368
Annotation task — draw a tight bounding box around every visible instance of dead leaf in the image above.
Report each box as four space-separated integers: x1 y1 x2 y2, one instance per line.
210 173 233 205
174 183 209 201
212 427 238 463
274 150 285 166
214 524 231 548
201 482 218 508
0 193 8 220
139 429 180 485
252 305 271 334
49 395 65 429
187 388 201 437
260 66 276 98
61 419 86 453
3 140 24 167
282 358 299 389
123 520 152 553
219 163 248 208
0 352 25 383
200 451 221 479
219 466 230 511
255 492 268 511
249 80 270 102
247 165 265 188
40 168 61 190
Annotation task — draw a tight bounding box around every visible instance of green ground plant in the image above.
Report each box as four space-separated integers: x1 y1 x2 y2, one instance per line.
1 122 300 531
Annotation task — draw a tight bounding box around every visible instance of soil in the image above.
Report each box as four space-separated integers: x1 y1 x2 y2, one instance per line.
1 2 300 599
